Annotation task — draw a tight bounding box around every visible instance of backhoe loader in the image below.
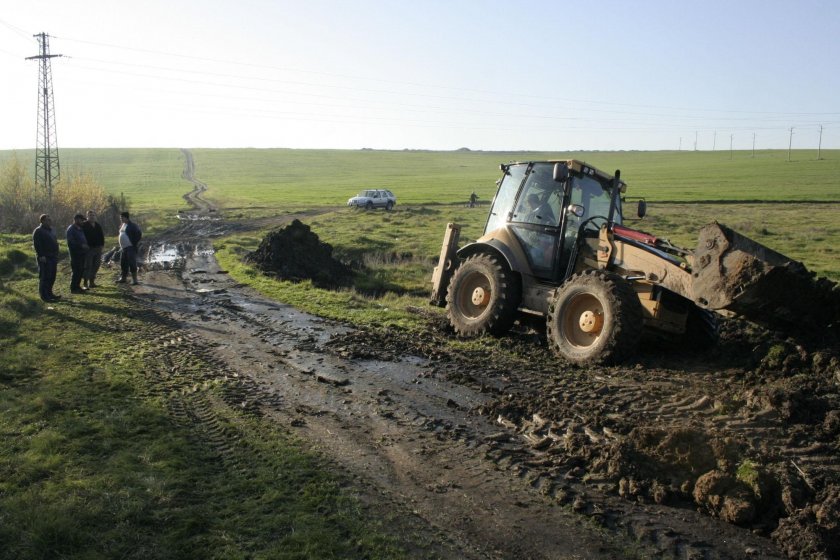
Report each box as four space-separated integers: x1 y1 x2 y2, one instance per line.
431 160 835 365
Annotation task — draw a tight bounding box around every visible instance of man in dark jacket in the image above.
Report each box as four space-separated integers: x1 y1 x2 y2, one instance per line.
82 210 105 288
33 214 61 302
117 211 142 285
66 214 89 294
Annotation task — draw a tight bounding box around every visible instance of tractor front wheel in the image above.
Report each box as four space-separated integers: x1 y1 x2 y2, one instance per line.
446 253 520 337
547 270 643 365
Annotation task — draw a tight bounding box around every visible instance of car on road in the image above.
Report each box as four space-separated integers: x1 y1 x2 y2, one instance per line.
347 189 397 210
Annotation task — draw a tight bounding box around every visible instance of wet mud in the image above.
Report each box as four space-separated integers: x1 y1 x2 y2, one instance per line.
128 156 837 557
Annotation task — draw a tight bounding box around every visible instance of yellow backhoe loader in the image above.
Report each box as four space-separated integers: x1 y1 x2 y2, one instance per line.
431 160 835 365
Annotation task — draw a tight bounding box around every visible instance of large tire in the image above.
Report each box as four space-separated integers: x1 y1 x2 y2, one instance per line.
385 201 394 211
365 201 374 210
547 270 643 365
446 253 521 337
684 305 719 350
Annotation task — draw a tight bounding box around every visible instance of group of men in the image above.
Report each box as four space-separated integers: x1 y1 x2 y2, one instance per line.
32 211 142 303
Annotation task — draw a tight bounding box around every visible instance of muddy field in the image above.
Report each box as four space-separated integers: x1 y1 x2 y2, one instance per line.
131 155 839 558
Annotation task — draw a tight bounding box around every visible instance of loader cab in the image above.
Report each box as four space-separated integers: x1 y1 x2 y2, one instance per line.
486 160 622 282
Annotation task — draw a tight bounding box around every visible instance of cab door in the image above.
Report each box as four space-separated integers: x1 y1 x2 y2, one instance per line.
508 163 564 279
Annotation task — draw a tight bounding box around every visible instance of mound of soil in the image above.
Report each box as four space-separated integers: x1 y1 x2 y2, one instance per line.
246 220 353 289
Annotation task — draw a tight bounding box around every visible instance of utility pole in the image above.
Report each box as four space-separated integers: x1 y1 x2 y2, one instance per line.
752 133 756 158
694 131 697 151
788 127 794 162
679 137 682 151
26 32 62 198
729 134 733 160
818 124 823 160
712 131 717 151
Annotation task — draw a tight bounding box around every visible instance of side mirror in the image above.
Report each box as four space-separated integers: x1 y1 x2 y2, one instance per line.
553 162 570 182
567 204 585 218
637 199 647 218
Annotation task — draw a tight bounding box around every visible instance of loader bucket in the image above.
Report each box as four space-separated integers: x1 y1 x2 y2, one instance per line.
692 222 839 333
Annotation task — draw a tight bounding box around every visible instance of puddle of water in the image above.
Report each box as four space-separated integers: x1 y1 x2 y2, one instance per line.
176 214 223 221
146 244 181 266
145 242 215 269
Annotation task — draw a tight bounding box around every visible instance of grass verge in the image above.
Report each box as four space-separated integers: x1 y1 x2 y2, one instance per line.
0 234 405 559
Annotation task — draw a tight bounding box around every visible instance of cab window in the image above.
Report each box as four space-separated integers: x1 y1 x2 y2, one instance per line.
512 163 562 226
568 175 620 226
485 165 526 234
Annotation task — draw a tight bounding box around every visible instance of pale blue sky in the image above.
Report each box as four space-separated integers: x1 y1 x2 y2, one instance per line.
1 0 838 151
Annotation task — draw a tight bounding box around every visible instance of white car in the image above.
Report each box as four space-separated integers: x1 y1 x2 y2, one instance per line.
347 189 396 210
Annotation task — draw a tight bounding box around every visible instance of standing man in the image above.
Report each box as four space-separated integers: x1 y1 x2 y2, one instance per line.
469 191 479 208
32 214 61 302
82 210 105 288
66 214 89 294
117 211 142 285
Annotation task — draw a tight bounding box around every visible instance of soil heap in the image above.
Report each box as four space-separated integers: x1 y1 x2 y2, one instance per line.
245 219 353 289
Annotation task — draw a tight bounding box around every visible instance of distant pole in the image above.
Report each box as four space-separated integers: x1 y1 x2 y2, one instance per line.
818 124 823 160
694 131 698 151
26 32 63 198
713 131 717 151
729 134 733 159
679 137 682 151
752 133 756 158
788 127 794 161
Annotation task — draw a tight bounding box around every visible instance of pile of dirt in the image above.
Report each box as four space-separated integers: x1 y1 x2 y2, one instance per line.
245 220 353 289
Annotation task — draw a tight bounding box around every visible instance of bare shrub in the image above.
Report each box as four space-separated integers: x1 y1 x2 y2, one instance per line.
0 156 127 236
0 155 47 233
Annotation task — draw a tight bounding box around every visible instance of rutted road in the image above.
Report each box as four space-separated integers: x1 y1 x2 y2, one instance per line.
123 150 809 558
132 235 791 559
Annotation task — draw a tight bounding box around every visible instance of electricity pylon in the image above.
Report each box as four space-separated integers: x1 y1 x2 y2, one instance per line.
26 32 62 197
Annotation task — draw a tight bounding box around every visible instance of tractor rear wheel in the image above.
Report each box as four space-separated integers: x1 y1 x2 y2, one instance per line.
547 270 643 365
446 253 521 337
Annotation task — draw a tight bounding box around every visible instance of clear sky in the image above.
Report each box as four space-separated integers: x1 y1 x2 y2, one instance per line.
1 0 838 151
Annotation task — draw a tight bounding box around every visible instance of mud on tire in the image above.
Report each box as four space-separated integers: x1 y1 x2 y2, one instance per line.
547 270 643 365
446 253 521 337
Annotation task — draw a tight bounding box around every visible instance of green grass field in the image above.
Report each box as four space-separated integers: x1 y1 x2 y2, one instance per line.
4 146 838 279
4 148 839 212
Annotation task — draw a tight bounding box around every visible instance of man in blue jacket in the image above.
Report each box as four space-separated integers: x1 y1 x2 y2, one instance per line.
66 213 89 294
33 214 61 302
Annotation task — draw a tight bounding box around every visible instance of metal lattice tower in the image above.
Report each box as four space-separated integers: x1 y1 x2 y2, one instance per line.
26 32 63 197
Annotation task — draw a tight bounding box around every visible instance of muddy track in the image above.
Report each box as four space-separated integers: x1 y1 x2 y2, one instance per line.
180 148 218 216
123 226 803 559
125 158 839 558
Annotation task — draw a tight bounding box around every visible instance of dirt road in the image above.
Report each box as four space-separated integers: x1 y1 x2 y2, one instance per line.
126 152 839 558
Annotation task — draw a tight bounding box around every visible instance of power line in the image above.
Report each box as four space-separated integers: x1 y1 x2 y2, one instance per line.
54 34 840 121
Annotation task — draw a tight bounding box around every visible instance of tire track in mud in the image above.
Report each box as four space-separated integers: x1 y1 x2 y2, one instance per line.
456 337 839 558
122 242 791 559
